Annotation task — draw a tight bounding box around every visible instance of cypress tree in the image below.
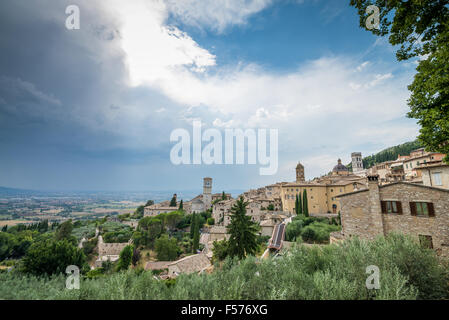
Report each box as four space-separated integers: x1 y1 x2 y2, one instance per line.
298 192 303 215
169 195 177 207
295 195 299 214
179 199 183 211
222 191 226 200
190 213 196 239
192 216 200 253
303 189 309 217
226 197 260 259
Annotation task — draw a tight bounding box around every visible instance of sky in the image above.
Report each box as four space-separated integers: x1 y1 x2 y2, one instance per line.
0 0 420 193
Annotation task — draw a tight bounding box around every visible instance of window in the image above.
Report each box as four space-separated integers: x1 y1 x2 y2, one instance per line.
432 172 442 186
331 189 333 192
419 235 433 249
381 201 402 214
410 202 435 217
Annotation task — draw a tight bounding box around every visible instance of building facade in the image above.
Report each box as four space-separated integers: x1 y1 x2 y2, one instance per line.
338 175 449 258
280 159 366 214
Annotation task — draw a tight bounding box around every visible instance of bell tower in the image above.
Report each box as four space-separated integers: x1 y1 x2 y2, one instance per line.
351 152 364 173
203 177 212 209
296 162 305 182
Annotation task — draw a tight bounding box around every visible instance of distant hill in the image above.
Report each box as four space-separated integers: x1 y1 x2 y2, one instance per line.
347 140 423 170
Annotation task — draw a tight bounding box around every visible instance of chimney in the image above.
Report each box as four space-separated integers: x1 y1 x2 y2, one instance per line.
367 175 384 237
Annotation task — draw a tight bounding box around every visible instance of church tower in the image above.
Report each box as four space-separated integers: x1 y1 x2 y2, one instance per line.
203 177 212 209
296 162 305 182
351 152 364 173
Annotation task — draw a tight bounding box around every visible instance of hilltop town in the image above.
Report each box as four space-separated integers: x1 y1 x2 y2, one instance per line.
97 146 447 278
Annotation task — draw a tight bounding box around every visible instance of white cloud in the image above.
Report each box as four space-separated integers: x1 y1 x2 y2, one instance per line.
165 0 274 33
107 0 216 86
93 0 418 180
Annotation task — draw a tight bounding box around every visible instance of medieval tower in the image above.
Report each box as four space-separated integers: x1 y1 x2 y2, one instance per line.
203 177 212 209
351 152 364 173
296 162 305 182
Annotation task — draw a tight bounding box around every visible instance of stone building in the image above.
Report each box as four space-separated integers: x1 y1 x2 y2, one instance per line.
212 199 235 226
95 235 132 267
144 205 178 217
280 159 366 215
351 152 364 174
337 175 449 258
415 161 449 190
296 162 305 182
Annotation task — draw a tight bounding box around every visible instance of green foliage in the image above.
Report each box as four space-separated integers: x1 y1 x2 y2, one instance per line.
1 234 447 300
301 222 340 244
100 221 133 243
207 218 215 225
302 190 309 217
118 213 131 221
349 1 449 163
285 215 341 243
132 200 153 219
190 213 197 239
86 267 105 279
178 200 183 211
55 220 73 241
212 240 229 263
170 196 177 207
226 197 260 259
347 140 423 170
0 230 37 261
116 245 133 272
132 248 141 266
295 194 302 215
21 239 87 276
135 217 163 248
71 223 96 241
408 27 449 163
267 204 275 211
154 235 179 261
222 191 227 200
192 214 200 253
103 230 132 243
82 237 98 257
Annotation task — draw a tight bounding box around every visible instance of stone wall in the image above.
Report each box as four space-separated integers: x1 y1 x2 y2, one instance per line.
339 181 449 258
97 235 131 256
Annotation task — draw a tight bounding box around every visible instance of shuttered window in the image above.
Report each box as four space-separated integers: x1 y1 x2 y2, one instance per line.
410 202 435 217
381 201 402 214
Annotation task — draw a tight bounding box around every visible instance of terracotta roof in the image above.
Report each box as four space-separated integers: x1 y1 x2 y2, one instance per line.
167 254 211 273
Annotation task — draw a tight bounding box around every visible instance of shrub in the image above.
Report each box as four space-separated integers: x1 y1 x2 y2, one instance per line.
21 239 87 276
300 222 340 243
116 245 133 272
0 234 447 300
154 235 179 261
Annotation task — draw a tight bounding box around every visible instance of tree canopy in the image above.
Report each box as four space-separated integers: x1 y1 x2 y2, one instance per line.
226 197 260 259
350 0 449 162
